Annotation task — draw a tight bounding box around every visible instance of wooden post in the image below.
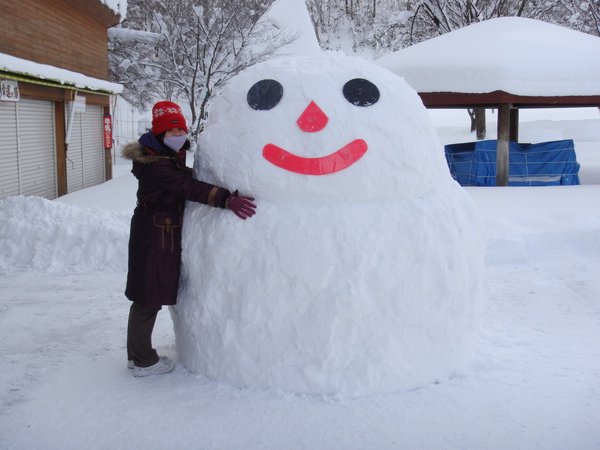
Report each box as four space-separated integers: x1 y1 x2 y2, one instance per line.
476 107 486 140
496 104 510 186
55 97 67 197
510 107 519 142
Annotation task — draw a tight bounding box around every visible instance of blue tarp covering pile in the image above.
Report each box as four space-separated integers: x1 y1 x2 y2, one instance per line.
444 139 580 186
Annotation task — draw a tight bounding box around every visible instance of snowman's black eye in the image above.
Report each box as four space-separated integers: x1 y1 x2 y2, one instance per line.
343 78 380 107
247 79 283 110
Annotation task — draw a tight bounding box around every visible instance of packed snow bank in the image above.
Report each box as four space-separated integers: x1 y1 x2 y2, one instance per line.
468 185 600 264
173 54 485 397
0 196 129 273
1 183 597 280
55 169 137 213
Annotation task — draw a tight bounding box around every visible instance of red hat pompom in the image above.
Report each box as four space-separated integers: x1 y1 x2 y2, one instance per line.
151 101 188 135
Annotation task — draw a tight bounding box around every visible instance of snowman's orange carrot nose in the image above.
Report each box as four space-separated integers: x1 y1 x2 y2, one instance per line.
296 101 328 132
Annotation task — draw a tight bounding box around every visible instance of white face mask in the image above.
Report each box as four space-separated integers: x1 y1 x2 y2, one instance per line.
164 134 188 151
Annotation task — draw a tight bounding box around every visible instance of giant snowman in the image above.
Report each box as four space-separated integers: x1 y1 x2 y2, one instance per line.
171 53 484 397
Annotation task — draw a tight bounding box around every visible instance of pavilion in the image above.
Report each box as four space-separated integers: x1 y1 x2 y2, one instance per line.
377 17 600 185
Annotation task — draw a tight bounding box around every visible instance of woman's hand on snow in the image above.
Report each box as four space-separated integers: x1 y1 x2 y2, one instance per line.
227 191 257 220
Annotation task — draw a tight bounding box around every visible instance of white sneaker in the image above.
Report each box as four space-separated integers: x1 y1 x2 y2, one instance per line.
127 360 134 370
133 356 175 377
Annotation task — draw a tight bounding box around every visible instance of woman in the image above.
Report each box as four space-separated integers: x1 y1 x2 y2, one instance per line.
122 100 256 377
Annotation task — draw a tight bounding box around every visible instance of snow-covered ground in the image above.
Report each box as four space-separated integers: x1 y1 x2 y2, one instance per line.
1 108 599 449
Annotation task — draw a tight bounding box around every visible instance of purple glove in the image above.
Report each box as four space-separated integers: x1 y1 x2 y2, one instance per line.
227 191 257 220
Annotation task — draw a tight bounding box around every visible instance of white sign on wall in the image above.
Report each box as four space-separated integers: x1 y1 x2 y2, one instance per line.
0 79 20 102
65 94 87 145
72 94 86 112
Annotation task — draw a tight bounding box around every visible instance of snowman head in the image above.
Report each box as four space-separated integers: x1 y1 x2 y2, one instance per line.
197 54 450 204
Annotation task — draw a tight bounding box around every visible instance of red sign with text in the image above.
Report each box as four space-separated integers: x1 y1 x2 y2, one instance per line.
103 114 113 149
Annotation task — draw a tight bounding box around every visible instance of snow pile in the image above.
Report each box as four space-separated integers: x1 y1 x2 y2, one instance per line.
173 54 485 397
377 17 600 96
0 196 129 273
55 168 138 213
468 185 600 264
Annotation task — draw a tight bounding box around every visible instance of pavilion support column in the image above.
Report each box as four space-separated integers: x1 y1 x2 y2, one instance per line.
509 107 519 142
496 104 511 186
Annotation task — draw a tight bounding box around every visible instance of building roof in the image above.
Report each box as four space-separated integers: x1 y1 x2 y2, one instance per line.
0 52 122 95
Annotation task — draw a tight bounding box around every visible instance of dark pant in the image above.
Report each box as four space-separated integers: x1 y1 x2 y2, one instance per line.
127 302 162 368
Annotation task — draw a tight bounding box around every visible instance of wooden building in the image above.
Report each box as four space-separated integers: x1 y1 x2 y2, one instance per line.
0 0 123 200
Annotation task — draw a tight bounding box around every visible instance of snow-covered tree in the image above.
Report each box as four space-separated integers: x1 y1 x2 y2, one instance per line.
408 0 599 43
408 0 523 44
306 0 413 57
109 0 291 139
306 0 598 56
535 0 599 36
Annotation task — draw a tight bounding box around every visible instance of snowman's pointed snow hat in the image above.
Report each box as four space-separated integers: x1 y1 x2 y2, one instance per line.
256 0 321 57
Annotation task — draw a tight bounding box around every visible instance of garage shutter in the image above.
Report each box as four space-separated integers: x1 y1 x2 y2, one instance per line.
0 99 57 200
0 101 19 198
18 100 57 198
82 106 105 187
66 103 105 193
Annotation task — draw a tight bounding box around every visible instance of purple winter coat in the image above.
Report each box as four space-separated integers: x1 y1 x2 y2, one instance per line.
122 133 230 307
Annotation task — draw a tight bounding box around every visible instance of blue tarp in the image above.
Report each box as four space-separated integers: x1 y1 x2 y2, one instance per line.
444 139 580 186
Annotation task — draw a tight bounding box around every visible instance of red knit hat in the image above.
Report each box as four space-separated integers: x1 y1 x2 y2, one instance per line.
151 101 188 135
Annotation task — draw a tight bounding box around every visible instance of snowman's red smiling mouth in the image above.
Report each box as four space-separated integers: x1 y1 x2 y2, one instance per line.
262 139 368 175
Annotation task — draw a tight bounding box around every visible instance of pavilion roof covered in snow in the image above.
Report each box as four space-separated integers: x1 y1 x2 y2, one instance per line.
377 17 600 108
377 17 600 185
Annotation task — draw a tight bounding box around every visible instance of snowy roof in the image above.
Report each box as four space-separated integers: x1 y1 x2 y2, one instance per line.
107 27 161 44
0 52 122 95
376 17 600 97
99 0 127 20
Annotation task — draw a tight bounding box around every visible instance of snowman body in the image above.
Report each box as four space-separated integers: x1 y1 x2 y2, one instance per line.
172 55 484 397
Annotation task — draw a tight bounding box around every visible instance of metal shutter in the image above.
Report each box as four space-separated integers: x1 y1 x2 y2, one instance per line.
0 101 19 198
0 99 57 200
82 105 105 187
18 99 57 198
66 103 105 193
